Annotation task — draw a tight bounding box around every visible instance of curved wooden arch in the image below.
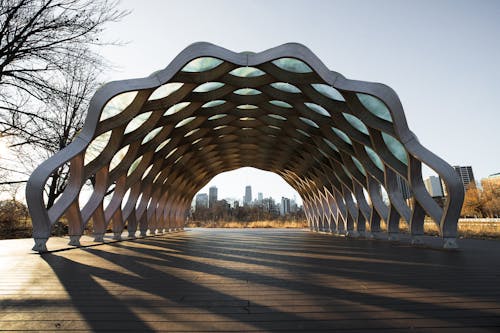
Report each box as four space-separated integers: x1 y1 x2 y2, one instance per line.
27 42 464 252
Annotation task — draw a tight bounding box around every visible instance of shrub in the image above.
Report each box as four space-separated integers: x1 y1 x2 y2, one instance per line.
0 199 29 234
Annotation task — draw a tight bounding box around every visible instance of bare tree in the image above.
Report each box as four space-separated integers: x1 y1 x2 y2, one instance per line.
0 0 128 208
481 180 500 218
461 182 482 218
5 53 101 208
0 0 128 136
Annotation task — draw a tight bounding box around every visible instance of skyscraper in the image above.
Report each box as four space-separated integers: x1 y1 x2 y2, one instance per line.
195 193 208 210
482 173 500 187
280 197 291 216
208 186 218 208
244 185 252 206
453 166 475 190
258 192 263 204
424 176 444 197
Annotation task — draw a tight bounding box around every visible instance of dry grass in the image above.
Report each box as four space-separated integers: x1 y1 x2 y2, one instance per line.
374 218 500 239
186 220 308 229
3 217 500 240
457 220 500 239
187 218 500 239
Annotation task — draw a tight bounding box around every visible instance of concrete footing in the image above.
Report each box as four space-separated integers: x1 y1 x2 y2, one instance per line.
68 235 81 247
444 238 459 249
32 238 48 252
93 233 105 242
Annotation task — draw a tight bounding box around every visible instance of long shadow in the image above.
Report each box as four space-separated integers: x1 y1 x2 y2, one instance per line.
36 229 500 331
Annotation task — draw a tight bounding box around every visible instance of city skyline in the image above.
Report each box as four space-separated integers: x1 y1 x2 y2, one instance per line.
193 168 302 206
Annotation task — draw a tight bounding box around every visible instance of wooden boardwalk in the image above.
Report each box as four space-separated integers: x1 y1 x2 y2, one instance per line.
1 229 500 332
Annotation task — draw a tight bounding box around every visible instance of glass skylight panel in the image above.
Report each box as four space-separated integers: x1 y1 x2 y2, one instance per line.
318 148 329 158
357 93 393 122
305 102 330 117
149 83 183 101
311 84 345 101
229 66 266 77
381 132 408 164
272 58 313 73
164 102 190 116
364 146 384 170
202 100 226 108
268 114 286 121
352 156 366 175
193 82 225 93
181 57 223 72
165 147 178 159
100 91 138 121
342 165 353 178
234 88 262 95
155 138 171 152
208 114 227 120
127 156 142 176
323 138 339 152
84 131 111 165
109 145 129 171
332 127 352 144
141 126 163 144
175 116 196 128
296 128 311 137
141 165 153 180
299 117 319 128
191 138 203 145
124 111 152 134
342 113 369 135
184 129 199 137
271 82 301 93
237 104 258 109
269 100 292 108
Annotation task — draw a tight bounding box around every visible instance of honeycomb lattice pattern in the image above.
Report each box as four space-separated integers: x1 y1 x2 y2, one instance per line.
27 43 464 251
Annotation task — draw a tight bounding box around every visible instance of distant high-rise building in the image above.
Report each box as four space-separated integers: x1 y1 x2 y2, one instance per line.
424 176 444 197
195 193 208 210
481 173 500 190
280 197 291 216
244 185 252 205
290 198 298 213
208 186 218 208
453 166 475 190
262 197 277 214
396 174 412 199
257 192 263 204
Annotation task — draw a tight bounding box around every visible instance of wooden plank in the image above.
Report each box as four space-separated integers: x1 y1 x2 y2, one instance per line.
1 229 500 332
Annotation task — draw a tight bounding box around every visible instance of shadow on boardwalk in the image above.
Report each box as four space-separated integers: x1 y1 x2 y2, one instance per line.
2 229 500 331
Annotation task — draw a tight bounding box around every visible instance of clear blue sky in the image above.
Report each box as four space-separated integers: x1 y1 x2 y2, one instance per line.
98 0 500 202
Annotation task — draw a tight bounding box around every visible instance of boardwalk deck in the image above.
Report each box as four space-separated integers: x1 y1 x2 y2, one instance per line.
1 229 500 332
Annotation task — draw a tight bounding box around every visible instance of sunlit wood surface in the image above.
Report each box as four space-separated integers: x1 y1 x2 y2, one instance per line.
1 229 500 332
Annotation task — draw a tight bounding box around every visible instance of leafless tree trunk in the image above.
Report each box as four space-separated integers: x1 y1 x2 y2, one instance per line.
0 0 128 135
0 0 128 207
4 53 101 207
